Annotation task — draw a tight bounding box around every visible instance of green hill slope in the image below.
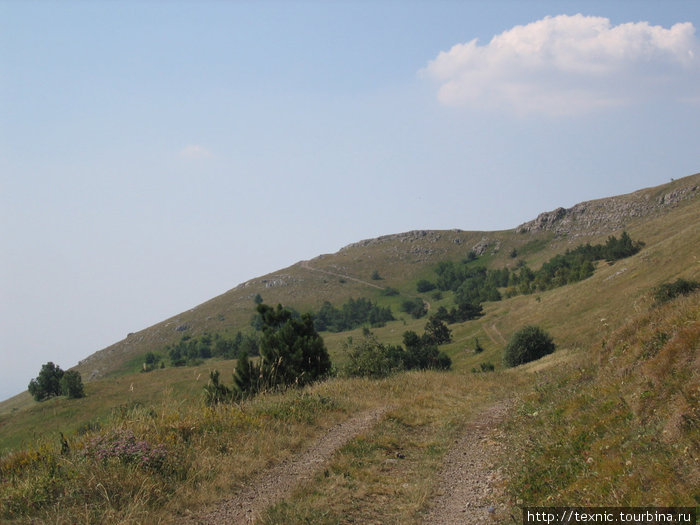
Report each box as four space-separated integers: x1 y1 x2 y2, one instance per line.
0 172 698 523
2 174 698 418
65 173 700 382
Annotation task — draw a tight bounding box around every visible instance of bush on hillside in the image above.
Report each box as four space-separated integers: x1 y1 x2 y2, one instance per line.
503 325 556 368
342 333 405 379
402 331 452 370
400 297 427 319
203 370 233 406
653 278 699 305
423 316 452 345
416 279 436 293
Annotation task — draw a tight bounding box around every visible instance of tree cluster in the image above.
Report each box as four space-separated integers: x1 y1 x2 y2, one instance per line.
425 232 644 307
343 319 452 379
430 302 484 324
313 297 395 332
165 331 258 367
400 297 427 319
28 362 85 401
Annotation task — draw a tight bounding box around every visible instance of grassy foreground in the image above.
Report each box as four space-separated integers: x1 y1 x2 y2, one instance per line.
0 367 519 523
2 291 697 522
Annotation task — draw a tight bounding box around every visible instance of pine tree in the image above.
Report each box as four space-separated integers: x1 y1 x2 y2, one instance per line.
28 362 64 401
233 352 260 398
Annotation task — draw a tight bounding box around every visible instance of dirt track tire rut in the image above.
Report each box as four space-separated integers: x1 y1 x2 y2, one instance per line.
178 406 389 524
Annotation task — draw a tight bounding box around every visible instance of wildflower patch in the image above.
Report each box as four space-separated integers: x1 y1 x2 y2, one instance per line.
83 429 168 472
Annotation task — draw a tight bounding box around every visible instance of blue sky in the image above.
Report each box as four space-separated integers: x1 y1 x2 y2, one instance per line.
1 1 699 401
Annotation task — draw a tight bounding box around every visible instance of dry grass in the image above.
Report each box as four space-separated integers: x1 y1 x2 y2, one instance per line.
0 368 522 523
259 371 518 524
501 291 699 508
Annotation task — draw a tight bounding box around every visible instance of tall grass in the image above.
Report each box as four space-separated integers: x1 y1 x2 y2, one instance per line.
502 291 699 508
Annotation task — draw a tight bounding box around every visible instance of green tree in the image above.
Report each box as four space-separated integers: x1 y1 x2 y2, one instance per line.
203 370 232 406
60 370 85 399
402 331 451 370
423 317 452 345
28 362 64 401
503 326 556 367
233 352 261 398
401 298 427 319
240 303 332 395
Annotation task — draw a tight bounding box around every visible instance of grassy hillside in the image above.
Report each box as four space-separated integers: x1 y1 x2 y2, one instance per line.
0 173 698 523
42 172 700 385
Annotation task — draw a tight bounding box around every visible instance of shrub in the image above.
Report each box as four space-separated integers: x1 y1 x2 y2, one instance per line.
503 325 556 367
653 278 699 305
233 352 261 399
203 370 233 406
416 279 436 293
342 333 405 379
400 298 427 319
423 317 452 345
402 331 451 370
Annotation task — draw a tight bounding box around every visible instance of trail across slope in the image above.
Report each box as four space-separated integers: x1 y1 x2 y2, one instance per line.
300 260 386 290
179 406 389 524
300 259 431 311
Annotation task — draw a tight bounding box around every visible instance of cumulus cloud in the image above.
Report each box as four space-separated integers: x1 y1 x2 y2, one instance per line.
421 14 700 116
179 144 212 159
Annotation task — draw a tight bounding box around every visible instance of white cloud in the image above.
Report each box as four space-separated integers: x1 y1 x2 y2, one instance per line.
179 144 212 159
421 14 700 116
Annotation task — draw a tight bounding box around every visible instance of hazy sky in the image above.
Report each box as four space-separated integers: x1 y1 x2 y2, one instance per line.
1 1 699 401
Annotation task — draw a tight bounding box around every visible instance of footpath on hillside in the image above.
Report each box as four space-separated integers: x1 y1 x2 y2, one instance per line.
299 260 386 290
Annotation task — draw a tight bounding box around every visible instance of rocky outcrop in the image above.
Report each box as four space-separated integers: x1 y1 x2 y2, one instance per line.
472 237 501 256
339 230 458 251
516 181 698 238
237 274 304 289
